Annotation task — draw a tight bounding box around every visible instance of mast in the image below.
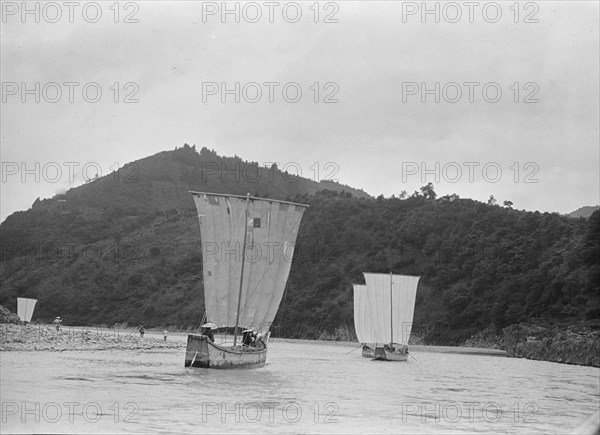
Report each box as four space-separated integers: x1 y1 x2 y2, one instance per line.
390 271 393 347
233 193 251 346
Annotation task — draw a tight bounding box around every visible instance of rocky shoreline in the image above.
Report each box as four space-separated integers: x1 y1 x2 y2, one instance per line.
0 324 185 352
503 322 600 367
461 326 506 350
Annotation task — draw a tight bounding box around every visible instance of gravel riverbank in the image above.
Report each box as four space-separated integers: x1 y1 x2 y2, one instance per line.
0 324 184 352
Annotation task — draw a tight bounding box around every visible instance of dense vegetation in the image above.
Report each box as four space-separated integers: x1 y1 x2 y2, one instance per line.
276 191 599 343
1 146 598 344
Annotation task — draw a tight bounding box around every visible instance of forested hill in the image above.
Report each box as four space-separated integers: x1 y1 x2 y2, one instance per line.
1 145 598 344
277 192 599 343
569 206 600 219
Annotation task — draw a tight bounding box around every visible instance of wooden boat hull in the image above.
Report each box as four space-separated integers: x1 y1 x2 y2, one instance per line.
372 346 409 362
184 334 267 369
362 344 375 358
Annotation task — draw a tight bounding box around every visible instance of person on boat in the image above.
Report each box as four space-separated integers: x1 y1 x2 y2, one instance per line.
255 332 266 349
242 329 260 347
53 316 62 332
201 326 215 342
242 329 254 346
138 325 145 337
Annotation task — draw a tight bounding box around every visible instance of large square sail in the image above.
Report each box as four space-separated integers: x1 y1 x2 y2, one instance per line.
363 273 420 345
192 192 307 333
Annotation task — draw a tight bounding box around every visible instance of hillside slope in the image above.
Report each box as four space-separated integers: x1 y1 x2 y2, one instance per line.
569 206 600 219
277 192 599 343
0 144 368 327
1 145 598 345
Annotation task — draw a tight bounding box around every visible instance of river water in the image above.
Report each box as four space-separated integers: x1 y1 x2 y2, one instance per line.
1 338 599 434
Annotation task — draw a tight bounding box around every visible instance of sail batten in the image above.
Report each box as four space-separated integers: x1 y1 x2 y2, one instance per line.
193 192 307 333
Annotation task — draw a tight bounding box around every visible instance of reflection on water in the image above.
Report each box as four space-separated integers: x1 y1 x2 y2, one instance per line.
1 340 598 434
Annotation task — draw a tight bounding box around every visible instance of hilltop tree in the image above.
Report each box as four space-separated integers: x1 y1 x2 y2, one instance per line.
420 182 437 199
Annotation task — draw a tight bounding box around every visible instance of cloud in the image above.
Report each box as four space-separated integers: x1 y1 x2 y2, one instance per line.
1 1 598 222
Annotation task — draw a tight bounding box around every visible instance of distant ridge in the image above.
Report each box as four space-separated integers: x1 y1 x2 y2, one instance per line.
1 144 370 225
568 205 600 219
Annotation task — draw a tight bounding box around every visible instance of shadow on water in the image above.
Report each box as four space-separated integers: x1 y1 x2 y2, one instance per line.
56 376 93 382
181 363 287 388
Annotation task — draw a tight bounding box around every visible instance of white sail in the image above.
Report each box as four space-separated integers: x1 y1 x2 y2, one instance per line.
363 273 420 345
353 284 377 343
192 192 307 333
17 298 37 322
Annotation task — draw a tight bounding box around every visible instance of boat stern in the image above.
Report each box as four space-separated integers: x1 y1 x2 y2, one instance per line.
185 334 210 368
372 345 409 362
362 344 375 358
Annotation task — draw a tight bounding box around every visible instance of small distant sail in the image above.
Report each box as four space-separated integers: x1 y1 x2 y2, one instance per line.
363 273 420 345
192 192 307 333
17 298 37 323
353 284 377 343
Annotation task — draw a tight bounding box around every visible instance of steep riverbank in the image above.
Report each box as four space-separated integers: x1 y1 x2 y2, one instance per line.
503 322 600 367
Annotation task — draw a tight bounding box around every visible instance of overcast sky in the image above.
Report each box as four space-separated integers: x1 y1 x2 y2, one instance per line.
1 1 598 222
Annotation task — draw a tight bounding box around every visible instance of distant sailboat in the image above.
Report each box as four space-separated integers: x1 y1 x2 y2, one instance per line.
185 192 308 369
17 298 37 323
353 273 420 361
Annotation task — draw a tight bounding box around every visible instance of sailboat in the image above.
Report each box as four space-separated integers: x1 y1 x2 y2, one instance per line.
185 192 308 369
353 273 420 361
17 298 37 324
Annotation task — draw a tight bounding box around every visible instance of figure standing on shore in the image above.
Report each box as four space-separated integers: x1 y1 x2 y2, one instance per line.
163 330 168 341
138 325 145 338
53 316 62 332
